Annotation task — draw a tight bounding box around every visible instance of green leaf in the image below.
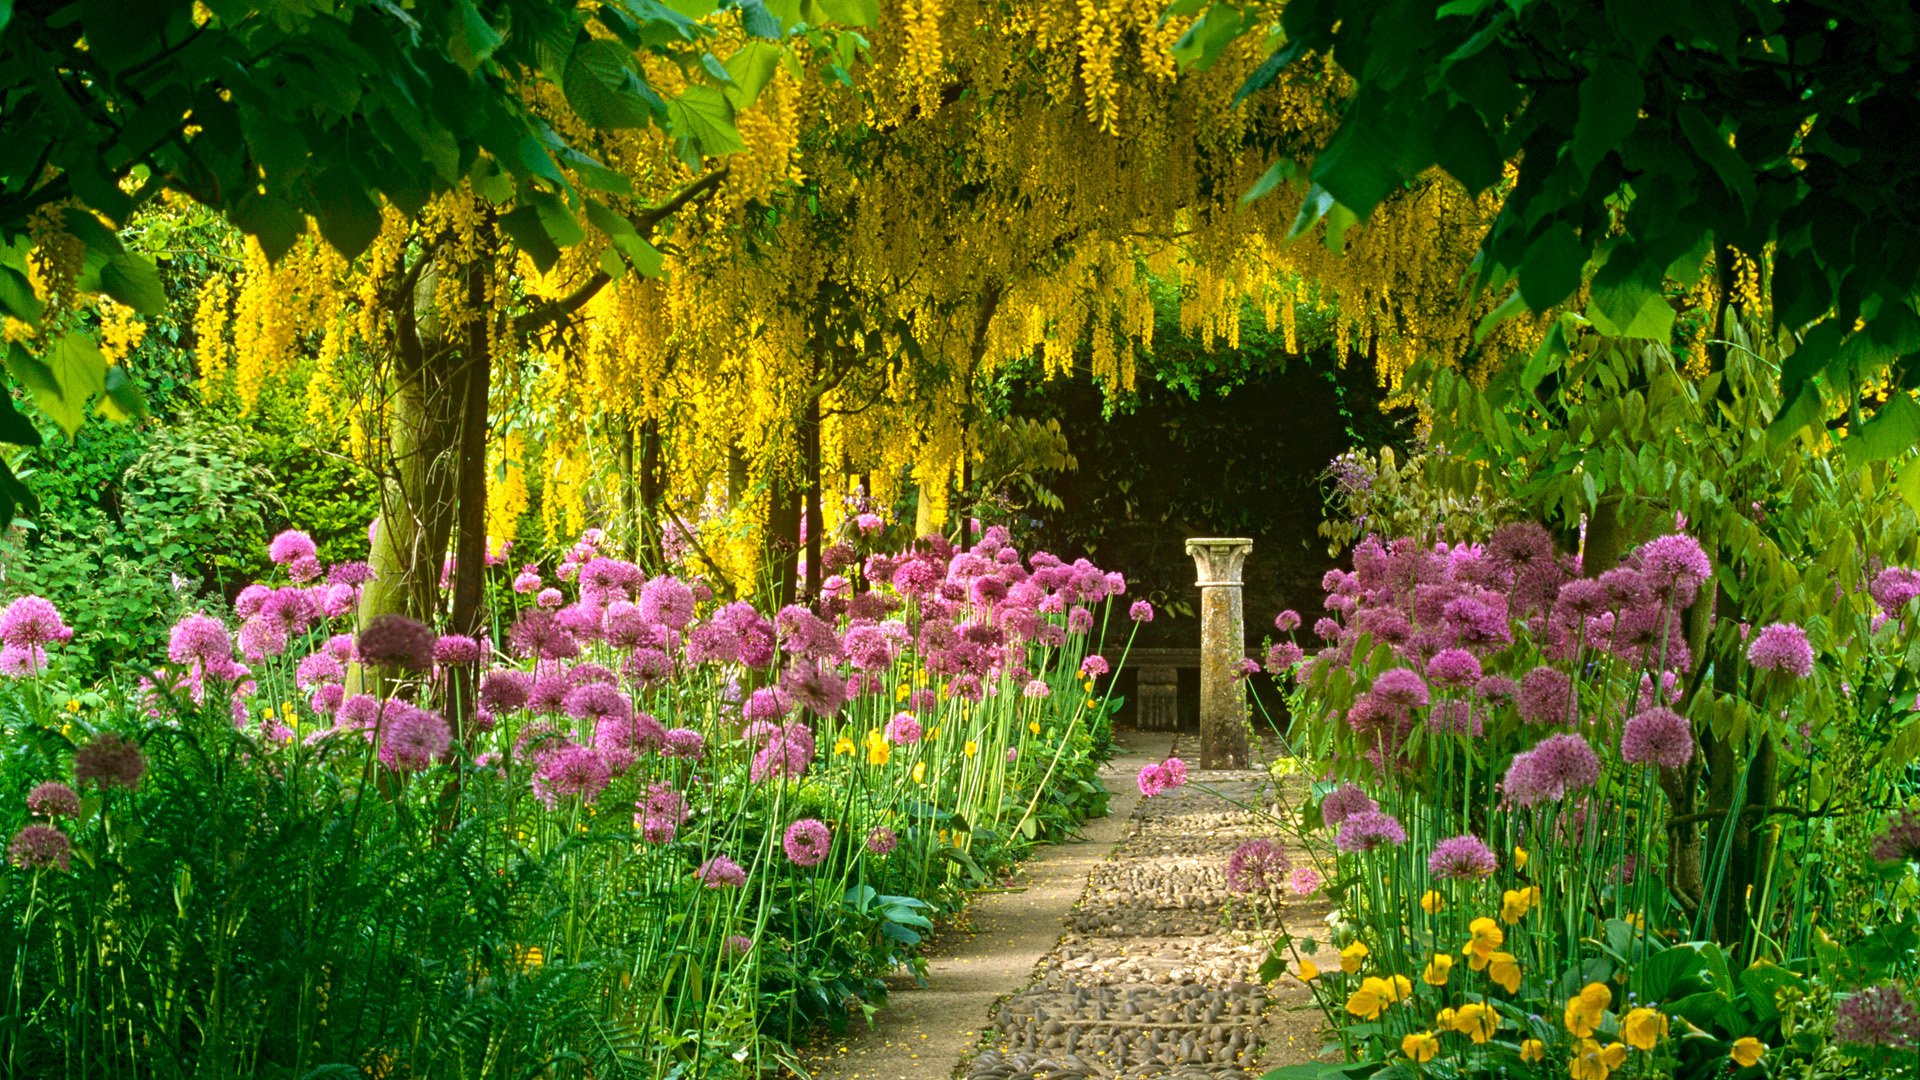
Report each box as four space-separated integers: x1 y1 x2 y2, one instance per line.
613 232 665 277
566 39 655 129
667 85 745 159
1679 105 1755 212
1573 59 1643 176
1518 221 1586 310
8 331 107 435
1287 184 1336 241
1241 158 1296 206
98 252 167 315
94 364 148 423
1899 452 1920 516
497 206 562 271
0 384 41 446
723 40 786 108
1585 253 1675 339
1519 317 1570 392
1172 4 1246 72
1842 392 1920 466
452 0 504 70
1474 287 1527 344
0 263 44 323
0 0 13 34
1766 381 1824 447
0 456 33 527
1309 100 1408 217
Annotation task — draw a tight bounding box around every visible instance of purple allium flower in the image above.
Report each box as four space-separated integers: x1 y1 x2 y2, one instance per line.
329 561 376 587
294 652 345 691
885 713 923 746
512 567 542 594
1066 605 1095 634
750 722 815 782
723 933 754 957
535 587 563 608
1313 617 1341 641
662 728 706 760
1335 810 1406 853
7 824 72 871
564 682 633 724
268 529 317 566
1275 609 1302 633
1162 757 1188 787
1834 985 1920 1049
1636 533 1712 603
696 855 747 888
478 669 533 713
638 576 695 630
1225 838 1291 893
379 706 451 771
1474 674 1518 703
1552 578 1609 623
1747 622 1814 678
532 743 610 805
1320 784 1378 827
0 643 48 677
1264 641 1305 675
234 584 271 619
866 826 898 855
1487 522 1555 571
636 781 689 843
1371 667 1430 709
743 688 790 722
168 613 233 668
508 609 579 662
1139 763 1176 797
595 712 666 760
434 634 483 665
783 818 832 867
1288 866 1322 895
0 596 72 650
337 694 381 729
287 555 322 583
1081 655 1110 678
1426 648 1483 688
1870 567 1920 615
1621 707 1694 768
1516 666 1575 725
781 661 847 718
309 684 345 717
1428 834 1498 880
74 734 146 791
1129 600 1154 623
26 781 79 818
624 648 671 686
357 614 436 671
1871 810 1920 863
1023 678 1051 699
1503 733 1600 807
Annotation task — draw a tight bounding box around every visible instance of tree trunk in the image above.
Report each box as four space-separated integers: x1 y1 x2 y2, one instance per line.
444 231 493 742
766 467 801 610
803 394 822 602
639 416 665 569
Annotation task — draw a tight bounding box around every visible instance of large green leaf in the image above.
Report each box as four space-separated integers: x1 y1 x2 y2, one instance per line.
1572 58 1643 176
1843 392 1920 467
7 332 107 436
565 39 655 129
1518 221 1586 310
1585 253 1675 339
0 384 41 446
0 456 33 527
667 85 745 159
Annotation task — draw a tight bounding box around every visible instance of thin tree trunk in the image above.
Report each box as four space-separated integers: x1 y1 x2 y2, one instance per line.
803 393 822 601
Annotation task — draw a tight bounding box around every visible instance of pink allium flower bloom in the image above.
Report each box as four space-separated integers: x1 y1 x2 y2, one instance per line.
696 855 747 888
638 576 696 630
636 782 689 843
295 652 346 690
167 614 232 668
1834 985 1920 1049
1007 747 1019 763
564 682 633 724
1870 567 1920 615
1335 810 1406 853
357 614 436 671
595 712 666 759
885 713 923 746
26 781 80 818
1080 655 1110 678
379 706 451 771
624 648 671 686
783 818 832 867
1161 757 1188 787
74 734 146 791
512 566 543 594
1370 667 1429 709
535 587 563 608
743 688 791 722
1503 733 1600 807
1023 679 1051 699
309 684 345 717
0 596 72 649
1231 657 1261 681
781 661 847 718
1425 648 1482 688
7 824 72 871
865 826 898 855
1136 763 1170 798
1224 838 1291 893
434 634 483 665
318 583 357 618
1128 600 1154 623
662 728 706 760
1274 609 1302 633
267 529 317 566
1516 666 1575 725
856 511 884 533
723 933 754 956
1288 866 1323 896
478 669 533 713
329 561 376 587
0 643 49 677
1748 622 1814 678
532 743 610 805
1870 809 1920 864
1320 784 1377 827
287 555 322 583
750 722 815 782
1636 533 1712 603
1428 834 1498 879
1621 707 1694 768
1265 641 1305 675
1487 521 1555 572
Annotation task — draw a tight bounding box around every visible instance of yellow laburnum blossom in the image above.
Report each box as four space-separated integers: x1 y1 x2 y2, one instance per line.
1297 959 1320 981
1400 1030 1439 1063
1729 1037 1766 1067
1463 917 1505 970
1565 982 1612 1038
1420 889 1445 914
1622 1007 1668 1050
1520 1038 1545 1063
1422 954 1453 986
1488 951 1522 994
1345 977 1395 1020
1340 941 1369 974
1452 1001 1500 1044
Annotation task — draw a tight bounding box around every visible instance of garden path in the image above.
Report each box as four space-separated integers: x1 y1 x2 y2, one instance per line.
801 733 1327 1080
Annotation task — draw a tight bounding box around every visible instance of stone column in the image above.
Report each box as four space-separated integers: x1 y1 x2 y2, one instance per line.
1187 538 1252 769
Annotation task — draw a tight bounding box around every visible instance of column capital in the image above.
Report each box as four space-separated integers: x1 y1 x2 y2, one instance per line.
1185 537 1253 587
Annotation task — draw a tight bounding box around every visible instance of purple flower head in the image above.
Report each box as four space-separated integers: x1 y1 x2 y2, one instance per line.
865 826 898 855
624 648 672 687
1834 985 1920 1049
696 855 747 888
1225 838 1291 893
1288 866 1323 895
781 661 847 718
1023 678 1051 699
1161 757 1188 787
1128 600 1154 623
885 713 923 746
1636 534 1712 604
635 781 689 843
329 561 376 587
1320 784 1378 827
478 669 533 713
564 682 633 724
1870 810 1920 864
357 614 436 671
378 705 451 771
1136 763 1170 798
74 734 146 791
1427 834 1498 880
532 743 610 806
1503 733 1600 807
1747 622 1814 678
1621 707 1694 769
662 728 706 760
1516 666 1575 725
168 614 233 668
295 652 346 690
1425 648 1482 689
1371 667 1430 709
234 584 271 619
535 587 563 608
267 529 317 566
1335 810 1406 853
508 609 579 662
26 781 80 818
595 712 666 760
1474 674 1518 704
1265 641 1305 675
1081 655 1110 678
750 722 815 782
783 817 832 867
1487 522 1555 572
743 687 791 722
1274 609 1302 633
0 596 72 651
434 634 483 665
7 824 72 871
309 684 345 717
1870 567 1920 615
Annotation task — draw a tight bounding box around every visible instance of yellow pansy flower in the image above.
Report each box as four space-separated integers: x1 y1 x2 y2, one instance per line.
1564 982 1612 1038
1452 1001 1500 1043
1520 1038 1545 1063
1344 977 1395 1020
1420 889 1446 914
864 731 892 766
1028 720 1041 735
834 735 855 756
964 740 977 758
1385 973 1412 1002
1297 959 1320 981
1729 1037 1766 1067
911 761 926 784
1340 941 1369 973
1400 1030 1439 1063
1622 1007 1668 1050
1422 954 1453 986
1501 886 1541 924
1463 917 1504 970
1513 845 1529 870
1487 951 1522 994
